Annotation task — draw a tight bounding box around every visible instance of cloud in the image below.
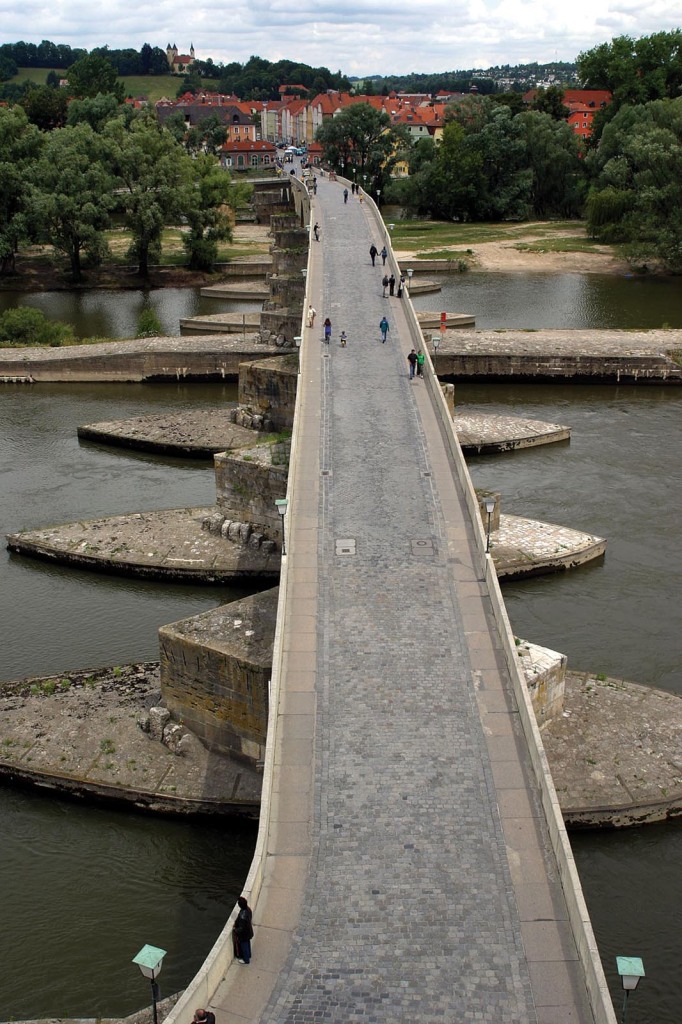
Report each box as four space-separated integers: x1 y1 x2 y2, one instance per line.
1 0 680 74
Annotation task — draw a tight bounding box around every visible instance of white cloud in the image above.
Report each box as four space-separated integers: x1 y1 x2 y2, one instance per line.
1 0 680 74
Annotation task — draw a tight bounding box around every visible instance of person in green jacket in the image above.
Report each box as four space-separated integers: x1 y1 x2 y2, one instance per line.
416 349 425 377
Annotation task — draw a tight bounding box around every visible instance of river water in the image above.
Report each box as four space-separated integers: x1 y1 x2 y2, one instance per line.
1 279 681 1021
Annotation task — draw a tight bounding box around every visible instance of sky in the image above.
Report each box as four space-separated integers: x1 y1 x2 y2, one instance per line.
1 0 680 76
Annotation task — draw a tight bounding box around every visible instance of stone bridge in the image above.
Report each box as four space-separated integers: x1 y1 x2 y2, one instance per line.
164 173 618 1024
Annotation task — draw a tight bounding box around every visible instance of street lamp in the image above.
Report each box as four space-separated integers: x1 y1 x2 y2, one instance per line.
406 267 413 295
132 945 166 1024
376 189 381 207
484 497 496 554
616 957 645 1024
301 268 307 279
294 335 302 348
432 334 440 355
275 498 288 556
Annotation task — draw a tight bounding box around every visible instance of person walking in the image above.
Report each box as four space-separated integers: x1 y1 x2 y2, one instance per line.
407 348 418 379
380 246 388 266
379 316 389 343
233 896 254 964
323 317 332 344
306 304 316 327
339 330 347 347
313 222 320 241
416 349 425 377
369 244 378 266
388 273 395 296
382 274 389 297
343 187 349 203
397 274 405 298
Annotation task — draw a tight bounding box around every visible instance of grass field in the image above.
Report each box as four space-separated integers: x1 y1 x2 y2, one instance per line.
383 218 599 258
9 69 221 102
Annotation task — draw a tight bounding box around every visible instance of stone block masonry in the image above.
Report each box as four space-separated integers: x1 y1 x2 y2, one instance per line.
236 355 298 431
160 588 278 765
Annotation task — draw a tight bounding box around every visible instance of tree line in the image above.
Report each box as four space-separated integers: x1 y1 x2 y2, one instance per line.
0 96 250 281
0 40 171 78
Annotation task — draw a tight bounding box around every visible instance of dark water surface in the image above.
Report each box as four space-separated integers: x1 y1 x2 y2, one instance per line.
0 288 263 339
460 382 681 1023
412 271 682 329
0 383 263 1018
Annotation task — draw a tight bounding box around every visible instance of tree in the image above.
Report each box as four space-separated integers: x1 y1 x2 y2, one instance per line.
316 103 409 188
469 105 533 220
532 86 570 121
67 53 124 101
585 97 682 271
185 114 228 156
182 155 247 270
0 55 17 81
578 31 682 110
105 112 195 277
0 106 43 274
405 121 484 221
31 123 115 281
67 93 122 132
517 110 586 217
20 85 69 130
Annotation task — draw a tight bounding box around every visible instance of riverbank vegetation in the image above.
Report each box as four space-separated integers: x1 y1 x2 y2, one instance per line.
0 101 252 283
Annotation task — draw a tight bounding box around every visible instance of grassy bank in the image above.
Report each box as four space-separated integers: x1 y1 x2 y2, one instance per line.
383 218 609 260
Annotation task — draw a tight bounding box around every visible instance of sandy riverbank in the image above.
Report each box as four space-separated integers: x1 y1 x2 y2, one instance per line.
395 223 631 276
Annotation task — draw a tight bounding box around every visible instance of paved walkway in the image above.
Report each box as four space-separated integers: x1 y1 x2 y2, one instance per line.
213 178 603 1023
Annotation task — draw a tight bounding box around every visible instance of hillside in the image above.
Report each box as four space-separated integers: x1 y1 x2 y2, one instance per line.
9 69 221 102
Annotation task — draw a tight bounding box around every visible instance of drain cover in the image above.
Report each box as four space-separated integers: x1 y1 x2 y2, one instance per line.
336 539 356 555
411 539 435 556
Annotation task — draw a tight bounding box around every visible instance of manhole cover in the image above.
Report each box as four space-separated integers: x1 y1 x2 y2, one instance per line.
411 539 435 556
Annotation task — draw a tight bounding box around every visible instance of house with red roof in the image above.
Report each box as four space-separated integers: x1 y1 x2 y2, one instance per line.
219 139 277 172
523 88 611 139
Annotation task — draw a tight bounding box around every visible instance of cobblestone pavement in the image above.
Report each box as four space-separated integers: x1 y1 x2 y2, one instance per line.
246 181 596 1023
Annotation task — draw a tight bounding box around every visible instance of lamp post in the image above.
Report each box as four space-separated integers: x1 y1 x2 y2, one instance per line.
132 945 166 1024
616 957 645 1024
406 267 413 295
432 334 440 356
275 498 288 556
484 497 495 554
376 189 381 207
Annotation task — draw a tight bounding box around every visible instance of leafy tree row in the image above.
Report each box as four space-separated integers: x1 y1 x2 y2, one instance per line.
0 39 169 75
318 98 586 223
0 103 250 281
209 55 351 100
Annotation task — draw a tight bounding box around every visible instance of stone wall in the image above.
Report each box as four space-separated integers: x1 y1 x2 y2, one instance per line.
159 588 278 764
214 443 289 543
237 355 298 431
515 640 567 727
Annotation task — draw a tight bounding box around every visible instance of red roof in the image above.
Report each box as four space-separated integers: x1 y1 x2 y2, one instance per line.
221 140 277 153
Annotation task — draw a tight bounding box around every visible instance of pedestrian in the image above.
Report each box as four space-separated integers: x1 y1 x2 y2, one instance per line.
339 330 347 347
416 349 425 377
379 316 389 343
306 304 316 327
369 244 378 266
323 317 332 344
388 273 395 296
343 187 349 203
382 274 389 297
397 274 405 298
358 191 364 204
192 1011 215 1024
233 896 254 964
407 348 417 378
313 222 320 241
380 246 388 266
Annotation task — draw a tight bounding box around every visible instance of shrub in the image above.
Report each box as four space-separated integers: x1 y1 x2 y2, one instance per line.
0 307 74 347
136 308 163 338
